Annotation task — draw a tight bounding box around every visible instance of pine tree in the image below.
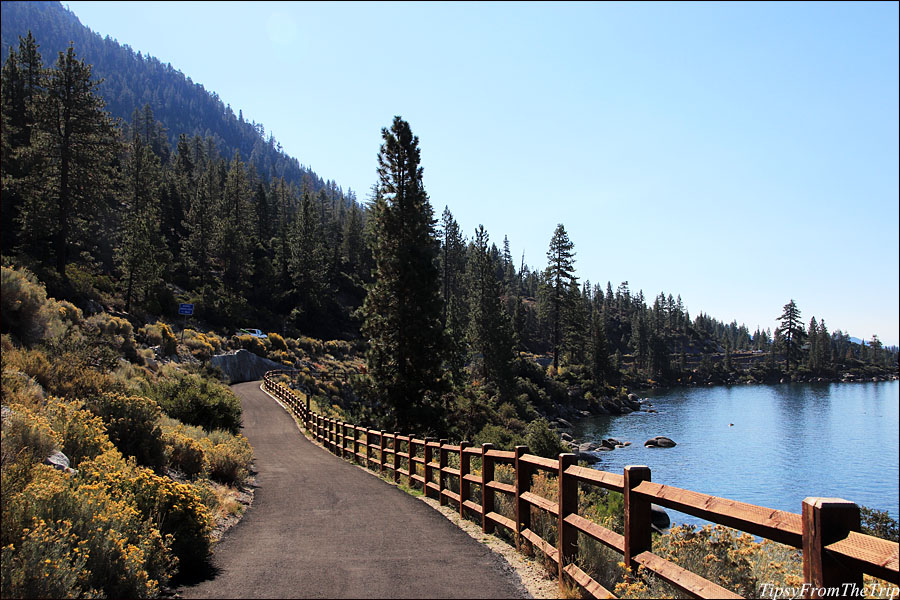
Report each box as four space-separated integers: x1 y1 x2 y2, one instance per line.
214 152 256 294
589 307 611 385
118 135 166 312
776 299 804 371
1 32 43 254
544 224 577 370
20 43 120 275
439 207 469 385
562 279 588 365
466 225 515 396
818 320 831 370
360 116 445 433
182 162 219 288
288 191 327 324
807 317 819 372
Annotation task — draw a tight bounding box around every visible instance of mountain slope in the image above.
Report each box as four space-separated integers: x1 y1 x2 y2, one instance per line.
0 0 336 195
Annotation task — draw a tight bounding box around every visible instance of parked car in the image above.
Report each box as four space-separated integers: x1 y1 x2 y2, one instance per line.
238 328 268 339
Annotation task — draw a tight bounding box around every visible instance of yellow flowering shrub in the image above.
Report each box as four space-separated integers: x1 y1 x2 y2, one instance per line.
86 313 140 362
42 398 114 467
268 332 288 352
162 427 206 479
2 464 173 598
138 321 177 356
82 451 211 573
1 404 61 466
183 329 216 361
235 334 266 357
160 419 253 486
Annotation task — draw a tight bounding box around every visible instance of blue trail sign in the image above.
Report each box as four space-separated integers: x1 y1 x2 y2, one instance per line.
178 303 194 316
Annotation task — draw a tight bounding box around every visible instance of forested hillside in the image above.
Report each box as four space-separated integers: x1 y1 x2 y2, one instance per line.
0 1 337 196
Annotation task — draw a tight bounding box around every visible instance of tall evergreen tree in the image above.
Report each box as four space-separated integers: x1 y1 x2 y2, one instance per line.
182 163 219 288
589 307 611 385
20 43 120 275
360 117 445 433
288 191 327 325
118 134 166 312
439 207 469 385
214 152 255 294
776 299 804 371
807 316 819 371
466 225 515 397
543 223 577 370
1 31 43 254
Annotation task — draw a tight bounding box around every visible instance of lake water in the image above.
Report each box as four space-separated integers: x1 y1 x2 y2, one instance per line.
571 380 899 528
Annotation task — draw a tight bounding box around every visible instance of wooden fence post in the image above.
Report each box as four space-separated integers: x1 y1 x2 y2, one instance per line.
459 441 471 519
409 437 417 488
424 438 435 499
482 443 495 534
338 422 345 458
802 498 863 598
379 431 386 474
624 465 652 571
514 445 531 552
393 432 401 484
558 453 578 591
438 439 449 506
368 429 377 469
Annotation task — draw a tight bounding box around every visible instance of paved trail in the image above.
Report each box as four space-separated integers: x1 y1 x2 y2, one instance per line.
178 381 528 599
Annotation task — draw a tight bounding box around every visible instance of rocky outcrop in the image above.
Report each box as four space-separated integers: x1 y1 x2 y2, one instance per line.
644 436 677 448
210 349 286 383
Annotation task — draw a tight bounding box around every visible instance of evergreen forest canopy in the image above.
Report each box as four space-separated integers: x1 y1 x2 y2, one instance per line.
1 18 896 435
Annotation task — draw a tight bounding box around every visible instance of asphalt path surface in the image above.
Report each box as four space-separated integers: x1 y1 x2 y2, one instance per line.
178 381 528 599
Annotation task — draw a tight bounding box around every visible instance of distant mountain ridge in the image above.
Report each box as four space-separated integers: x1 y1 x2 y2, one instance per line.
0 0 342 196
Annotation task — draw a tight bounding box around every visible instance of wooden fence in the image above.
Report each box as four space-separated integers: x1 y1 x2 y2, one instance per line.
262 370 899 599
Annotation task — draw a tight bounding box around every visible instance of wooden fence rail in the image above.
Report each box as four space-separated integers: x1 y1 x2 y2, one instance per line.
262 371 899 599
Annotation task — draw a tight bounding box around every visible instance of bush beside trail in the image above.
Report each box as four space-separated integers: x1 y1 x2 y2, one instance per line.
1 266 254 596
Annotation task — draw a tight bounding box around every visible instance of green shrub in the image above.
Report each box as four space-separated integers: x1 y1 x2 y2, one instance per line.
524 418 567 458
201 430 253 486
324 339 351 357
473 423 523 451
86 313 140 362
85 393 165 471
861 506 899 542
296 336 324 355
143 368 242 434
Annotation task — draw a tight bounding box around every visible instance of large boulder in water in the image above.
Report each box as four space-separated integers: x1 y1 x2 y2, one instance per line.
644 436 677 448
651 504 670 531
210 349 286 383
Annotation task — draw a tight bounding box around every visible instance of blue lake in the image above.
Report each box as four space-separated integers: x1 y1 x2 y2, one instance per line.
571 380 899 527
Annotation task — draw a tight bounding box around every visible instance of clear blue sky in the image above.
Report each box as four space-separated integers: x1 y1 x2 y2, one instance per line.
65 1 900 346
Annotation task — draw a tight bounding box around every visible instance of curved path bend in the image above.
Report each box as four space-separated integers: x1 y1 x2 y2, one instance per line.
179 381 528 599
